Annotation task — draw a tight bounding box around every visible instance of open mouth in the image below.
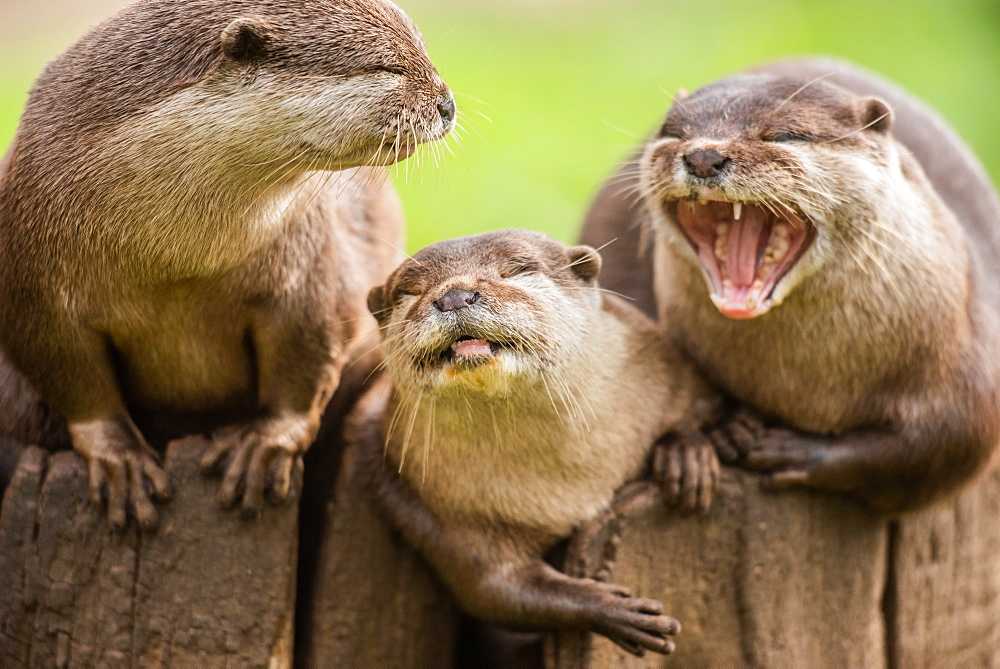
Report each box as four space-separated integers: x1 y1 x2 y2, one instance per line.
673 197 812 318
439 335 500 365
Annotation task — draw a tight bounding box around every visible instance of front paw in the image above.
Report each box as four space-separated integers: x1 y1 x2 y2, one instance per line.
70 420 172 531
585 580 680 656
652 430 720 513
201 414 311 515
710 410 832 490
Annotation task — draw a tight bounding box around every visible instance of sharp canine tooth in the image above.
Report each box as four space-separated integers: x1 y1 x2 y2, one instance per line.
733 202 743 220
753 280 764 290
688 201 697 213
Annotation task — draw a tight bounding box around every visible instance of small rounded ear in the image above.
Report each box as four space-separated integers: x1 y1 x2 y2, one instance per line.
859 97 893 133
566 245 602 283
221 17 271 62
367 285 389 324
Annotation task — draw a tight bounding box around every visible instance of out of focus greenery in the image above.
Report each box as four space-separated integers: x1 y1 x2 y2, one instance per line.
1 0 997 251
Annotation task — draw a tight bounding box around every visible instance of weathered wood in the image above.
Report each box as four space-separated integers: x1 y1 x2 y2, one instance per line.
892 466 1000 667
301 436 460 667
546 469 888 668
0 436 300 668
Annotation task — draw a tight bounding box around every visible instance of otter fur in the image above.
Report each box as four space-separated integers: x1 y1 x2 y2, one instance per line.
360 229 720 656
0 0 454 528
581 59 1000 513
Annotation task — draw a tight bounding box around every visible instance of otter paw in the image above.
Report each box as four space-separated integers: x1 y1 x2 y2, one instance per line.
201 417 309 515
79 439 171 531
653 430 720 513
709 407 769 464
586 581 680 656
711 417 844 491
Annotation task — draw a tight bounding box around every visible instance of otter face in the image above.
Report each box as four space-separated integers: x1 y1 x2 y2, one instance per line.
368 230 601 397
640 74 892 318
207 0 454 169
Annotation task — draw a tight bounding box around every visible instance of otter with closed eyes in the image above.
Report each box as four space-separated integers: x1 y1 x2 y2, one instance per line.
359 229 721 656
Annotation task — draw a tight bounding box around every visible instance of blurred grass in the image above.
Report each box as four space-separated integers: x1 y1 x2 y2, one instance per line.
1 0 998 252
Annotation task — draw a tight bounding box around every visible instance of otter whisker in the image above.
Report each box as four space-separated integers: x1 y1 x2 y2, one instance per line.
774 72 836 111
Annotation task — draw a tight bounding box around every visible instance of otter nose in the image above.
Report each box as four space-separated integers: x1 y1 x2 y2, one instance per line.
437 96 456 126
434 289 479 312
683 149 730 179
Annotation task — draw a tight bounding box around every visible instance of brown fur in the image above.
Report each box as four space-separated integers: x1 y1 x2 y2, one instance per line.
580 59 1000 513
360 229 720 655
0 0 454 528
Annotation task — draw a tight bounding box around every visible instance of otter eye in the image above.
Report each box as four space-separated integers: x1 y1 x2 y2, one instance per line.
658 124 686 140
502 260 540 278
763 130 815 143
395 286 420 299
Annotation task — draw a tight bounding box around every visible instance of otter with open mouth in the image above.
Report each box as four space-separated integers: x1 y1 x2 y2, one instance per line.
360 229 720 656
582 59 1000 513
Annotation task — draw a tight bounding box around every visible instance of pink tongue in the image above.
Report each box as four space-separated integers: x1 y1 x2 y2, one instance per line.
451 339 493 358
726 207 766 287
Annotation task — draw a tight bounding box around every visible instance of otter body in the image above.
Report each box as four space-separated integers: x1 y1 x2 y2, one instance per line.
362 229 719 655
0 0 454 527
582 59 1000 512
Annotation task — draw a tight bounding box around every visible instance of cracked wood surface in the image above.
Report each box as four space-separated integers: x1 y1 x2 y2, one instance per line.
0 437 299 668
300 436 460 667
544 466 1000 669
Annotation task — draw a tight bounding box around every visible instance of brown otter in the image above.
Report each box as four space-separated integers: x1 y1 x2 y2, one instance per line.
360 229 720 656
581 59 1000 513
0 0 454 528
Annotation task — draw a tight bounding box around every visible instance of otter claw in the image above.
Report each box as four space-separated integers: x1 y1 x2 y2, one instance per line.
204 421 307 512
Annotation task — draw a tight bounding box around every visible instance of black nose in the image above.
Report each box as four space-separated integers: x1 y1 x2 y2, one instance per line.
437 96 456 125
683 149 730 179
434 289 479 312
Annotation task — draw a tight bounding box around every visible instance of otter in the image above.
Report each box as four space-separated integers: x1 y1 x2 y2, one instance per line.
581 59 1000 513
359 229 720 656
0 0 454 528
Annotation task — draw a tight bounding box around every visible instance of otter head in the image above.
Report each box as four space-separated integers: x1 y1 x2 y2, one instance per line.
368 230 602 397
640 74 893 318
205 0 455 168
32 0 455 174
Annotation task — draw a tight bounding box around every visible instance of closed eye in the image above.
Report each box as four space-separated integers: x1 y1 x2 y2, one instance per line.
502 261 541 278
762 130 816 143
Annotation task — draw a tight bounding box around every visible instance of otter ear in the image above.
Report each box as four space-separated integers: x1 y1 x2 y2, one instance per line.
859 97 893 133
566 246 602 283
221 17 271 62
367 285 389 325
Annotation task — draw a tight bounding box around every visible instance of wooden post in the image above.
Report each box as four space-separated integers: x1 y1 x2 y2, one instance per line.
0 437 300 668
299 435 460 667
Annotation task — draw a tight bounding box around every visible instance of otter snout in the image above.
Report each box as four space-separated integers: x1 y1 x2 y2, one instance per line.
437 95 457 127
684 149 731 179
434 289 480 312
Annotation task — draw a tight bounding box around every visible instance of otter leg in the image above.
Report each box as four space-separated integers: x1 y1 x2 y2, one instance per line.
653 428 720 512
357 427 680 656
712 408 995 513
201 315 339 514
7 326 171 529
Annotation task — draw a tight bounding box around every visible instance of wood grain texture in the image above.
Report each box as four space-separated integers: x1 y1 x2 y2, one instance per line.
300 437 460 667
0 437 299 668
546 470 888 668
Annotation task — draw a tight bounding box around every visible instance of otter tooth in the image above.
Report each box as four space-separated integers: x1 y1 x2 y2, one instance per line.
752 279 764 291
733 202 743 220
746 296 757 310
688 201 697 213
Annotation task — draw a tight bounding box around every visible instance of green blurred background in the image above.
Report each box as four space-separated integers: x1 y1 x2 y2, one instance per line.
1 0 997 252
